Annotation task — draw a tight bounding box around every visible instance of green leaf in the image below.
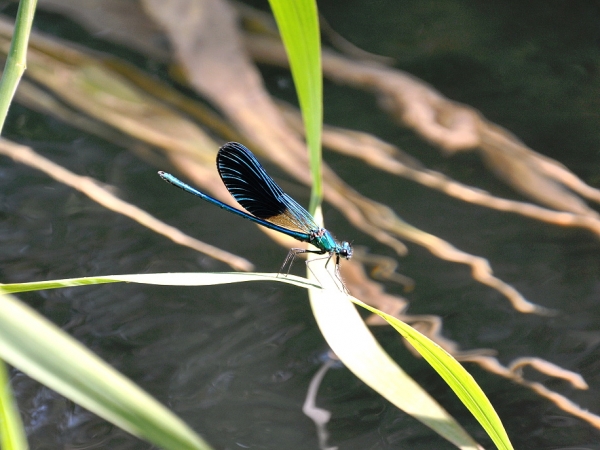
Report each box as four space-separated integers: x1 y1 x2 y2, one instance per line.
259 3 500 448
267 0 323 212
352 296 514 450
0 0 38 132
0 272 321 294
0 292 212 450
2 270 512 449
0 359 28 450
306 253 493 450
0 2 39 448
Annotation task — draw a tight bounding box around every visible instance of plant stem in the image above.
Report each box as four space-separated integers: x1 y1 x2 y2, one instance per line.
0 0 38 133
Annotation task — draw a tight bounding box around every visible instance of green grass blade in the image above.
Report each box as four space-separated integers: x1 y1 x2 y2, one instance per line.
352 296 514 450
0 292 212 450
0 272 321 294
249 2 507 446
249 5 494 448
0 0 37 132
0 2 39 448
0 359 28 450
267 0 323 212
2 270 512 448
306 254 485 449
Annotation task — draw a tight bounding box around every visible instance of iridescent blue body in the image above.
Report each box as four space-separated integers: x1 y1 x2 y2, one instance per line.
158 142 352 280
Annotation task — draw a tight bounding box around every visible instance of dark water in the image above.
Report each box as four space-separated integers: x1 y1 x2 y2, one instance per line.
2 1 600 449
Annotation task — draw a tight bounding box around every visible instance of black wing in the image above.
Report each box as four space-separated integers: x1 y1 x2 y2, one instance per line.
216 142 318 234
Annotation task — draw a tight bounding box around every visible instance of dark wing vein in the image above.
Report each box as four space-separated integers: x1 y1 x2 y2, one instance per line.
217 142 318 234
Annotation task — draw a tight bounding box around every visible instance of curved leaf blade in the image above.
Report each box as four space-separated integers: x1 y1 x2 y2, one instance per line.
0 293 212 450
267 0 323 211
0 359 28 450
0 272 320 294
2 270 512 448
352 296 513 450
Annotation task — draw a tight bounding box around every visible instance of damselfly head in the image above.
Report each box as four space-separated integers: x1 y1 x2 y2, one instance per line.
339 241 353 260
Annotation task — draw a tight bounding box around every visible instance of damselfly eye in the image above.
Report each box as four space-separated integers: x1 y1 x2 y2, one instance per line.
340 241 353 260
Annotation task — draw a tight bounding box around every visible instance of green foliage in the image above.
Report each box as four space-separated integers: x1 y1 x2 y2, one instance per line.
268 0 323 213
0 360 28 450
0 291 212 450
0 0 37 130
2 271 513 449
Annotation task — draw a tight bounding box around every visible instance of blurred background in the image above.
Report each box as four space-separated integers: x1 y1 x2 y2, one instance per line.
1 0 600 448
